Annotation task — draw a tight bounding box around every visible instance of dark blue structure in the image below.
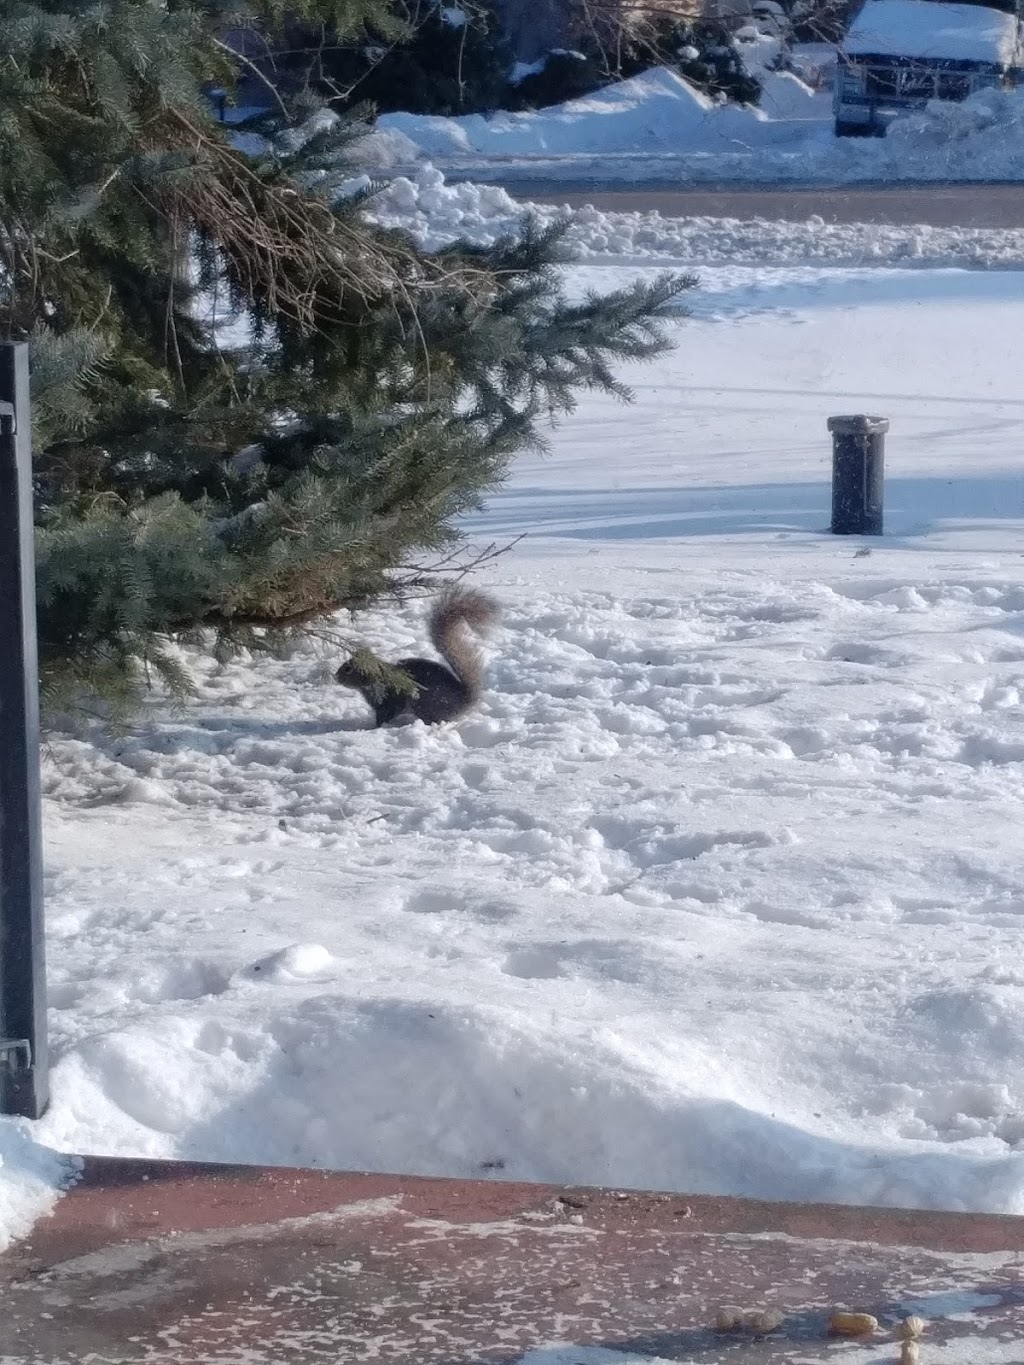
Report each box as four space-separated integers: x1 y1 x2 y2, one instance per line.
0 342 48 1120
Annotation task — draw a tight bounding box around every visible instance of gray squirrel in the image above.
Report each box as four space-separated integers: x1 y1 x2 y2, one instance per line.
335 587 500 726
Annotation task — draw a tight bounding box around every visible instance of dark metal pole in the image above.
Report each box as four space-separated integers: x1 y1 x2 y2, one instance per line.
0 342 48 1119
828 414 888 536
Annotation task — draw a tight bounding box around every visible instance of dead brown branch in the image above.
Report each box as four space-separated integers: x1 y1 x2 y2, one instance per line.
108 106 496 338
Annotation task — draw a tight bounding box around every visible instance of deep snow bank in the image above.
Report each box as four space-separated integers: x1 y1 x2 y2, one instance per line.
374 59 1024 182
885 84 1024 179
369 164 1024 267
0 1128 73 1253
379 65 826 160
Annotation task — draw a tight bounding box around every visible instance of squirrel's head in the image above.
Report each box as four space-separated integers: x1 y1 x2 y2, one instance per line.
334 658 364 689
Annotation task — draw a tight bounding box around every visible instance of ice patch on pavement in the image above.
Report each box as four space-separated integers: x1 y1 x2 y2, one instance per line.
247 943 337 982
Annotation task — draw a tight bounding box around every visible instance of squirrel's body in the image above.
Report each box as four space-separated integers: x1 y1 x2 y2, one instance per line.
336 588 499 727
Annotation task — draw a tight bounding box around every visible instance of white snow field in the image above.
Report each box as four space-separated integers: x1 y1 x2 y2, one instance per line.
3 238 1022 1252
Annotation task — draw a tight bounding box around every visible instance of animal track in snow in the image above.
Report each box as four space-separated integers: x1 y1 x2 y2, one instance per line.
132 959 231 1004
743 901 826 929
591 816 784 869
895 897 960 925
47 981 85 1010
824 642 909 667
970 681 1023 711
457 719 516 749
403 887 519 924
403 888 458 915
501 939 644 984
194 1021 263 1062
958 732 1024 766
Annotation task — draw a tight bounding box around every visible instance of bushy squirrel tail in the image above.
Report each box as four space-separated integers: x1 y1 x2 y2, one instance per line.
428 587 500 702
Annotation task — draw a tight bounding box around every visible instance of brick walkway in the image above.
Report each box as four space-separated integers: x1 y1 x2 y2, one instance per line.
2 1158 1024 1362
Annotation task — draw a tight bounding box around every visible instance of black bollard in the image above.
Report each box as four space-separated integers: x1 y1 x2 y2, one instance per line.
0 343 48 1119
828 414 888 536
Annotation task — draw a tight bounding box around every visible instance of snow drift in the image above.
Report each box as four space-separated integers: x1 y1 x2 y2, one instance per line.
368 163 1024 266
379 65 824 160
374 52 1024 181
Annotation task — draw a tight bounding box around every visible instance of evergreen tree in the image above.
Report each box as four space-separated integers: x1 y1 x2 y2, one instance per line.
302 0 513 115
506 50 606 112
506 18 760 111
1 0 693 717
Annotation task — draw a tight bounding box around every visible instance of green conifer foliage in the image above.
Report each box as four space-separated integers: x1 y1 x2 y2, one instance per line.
0 0 693 716
305 0 512 115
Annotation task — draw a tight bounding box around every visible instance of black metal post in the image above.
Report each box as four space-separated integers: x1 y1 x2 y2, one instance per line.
828 414 888 536
0 342 48 1119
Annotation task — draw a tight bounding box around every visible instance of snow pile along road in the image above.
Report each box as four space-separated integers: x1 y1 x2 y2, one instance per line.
374 61 1024 183
380 66 826 161
886 85 1024 180
0 1129 74 1254
369 164 1024 267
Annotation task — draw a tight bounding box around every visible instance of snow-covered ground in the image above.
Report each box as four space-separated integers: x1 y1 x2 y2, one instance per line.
6 228 1024 1252
367 53 1024 184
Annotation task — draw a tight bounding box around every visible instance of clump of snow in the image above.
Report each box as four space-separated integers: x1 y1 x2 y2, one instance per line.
844 0 1020 63
346 125 428 172
365 163 1024 268
334 172 373 201
510 49 589 85
0 1126 75 1253
510 58 546 85
884 84 1024 181
248 943 337 982
892 85 1015 146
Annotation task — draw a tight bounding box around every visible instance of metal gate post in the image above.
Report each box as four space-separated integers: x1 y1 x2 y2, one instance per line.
0 342 48 1119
